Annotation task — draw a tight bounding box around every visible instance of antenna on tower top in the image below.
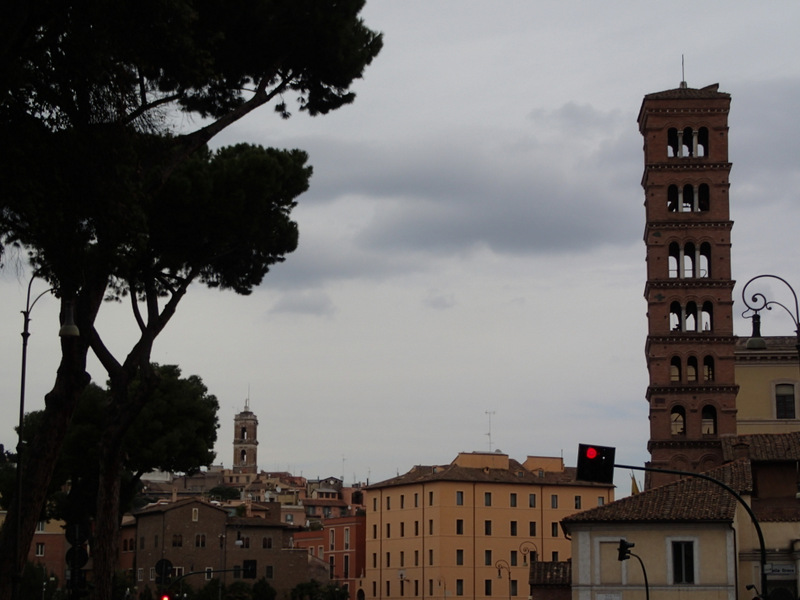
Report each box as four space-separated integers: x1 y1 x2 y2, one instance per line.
680 54 687 88
244 384 250 411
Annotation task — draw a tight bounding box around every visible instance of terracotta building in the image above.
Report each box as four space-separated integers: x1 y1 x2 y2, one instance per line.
364 451 614 600
294 514 367 595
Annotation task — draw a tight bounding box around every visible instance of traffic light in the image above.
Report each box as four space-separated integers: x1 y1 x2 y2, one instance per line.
576 444 616 484
160 595 171 600
617 539 635 561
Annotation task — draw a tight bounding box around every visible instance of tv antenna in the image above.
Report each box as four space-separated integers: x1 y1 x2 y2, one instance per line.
485 410 496 451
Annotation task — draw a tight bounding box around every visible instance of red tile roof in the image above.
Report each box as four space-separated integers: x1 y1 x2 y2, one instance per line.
643 83 729 100
561 460 750 526
721 432 800 462
368 459 605 489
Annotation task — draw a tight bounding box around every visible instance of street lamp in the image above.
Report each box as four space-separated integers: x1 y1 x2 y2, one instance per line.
495 559 512 600
519 542 538 600
741 274 800 357
519 541 539 566
13 276 79 600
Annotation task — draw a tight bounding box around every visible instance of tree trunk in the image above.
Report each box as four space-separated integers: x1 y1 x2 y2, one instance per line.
0 337 90 600
91 438 125 600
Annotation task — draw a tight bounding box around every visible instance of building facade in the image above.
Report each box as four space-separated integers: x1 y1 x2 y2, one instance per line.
638 82 738 487
562 461 742 600
364 452 614 600
735 336 800 435
131 497 323 597
294 514 367 596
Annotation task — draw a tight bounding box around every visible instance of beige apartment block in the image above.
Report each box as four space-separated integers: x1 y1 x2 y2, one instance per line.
364 451 614 600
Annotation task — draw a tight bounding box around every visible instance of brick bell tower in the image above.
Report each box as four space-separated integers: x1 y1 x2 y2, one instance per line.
233 399 259 474
638 82 738 489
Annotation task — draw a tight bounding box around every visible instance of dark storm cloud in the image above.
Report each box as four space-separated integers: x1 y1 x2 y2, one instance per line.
289 103 642 264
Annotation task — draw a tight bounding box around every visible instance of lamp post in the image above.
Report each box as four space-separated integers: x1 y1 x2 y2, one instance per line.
495 559 512 600
741 274 800 358
519 541 538 566
13 277 79 600
519 541 538 600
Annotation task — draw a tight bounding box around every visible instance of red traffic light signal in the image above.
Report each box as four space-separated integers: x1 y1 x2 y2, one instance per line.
576 444 615 484
161 595 170 600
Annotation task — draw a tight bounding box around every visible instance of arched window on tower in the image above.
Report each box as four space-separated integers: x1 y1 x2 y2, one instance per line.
682 127 694 156
670 301 683 331
667 128 679 158
699 243 711 277
687 356 698 382
667 185 680 212
685 301 698 332
241 426 247 440
701 302 713 331
671 406 686 436
697 127 709 157
670 357 682 382
682 184 695 212
669 242 680 278
240 449 247 464
698 184 710 211
701 405 717 435
683 242 696 278
703 356 715 381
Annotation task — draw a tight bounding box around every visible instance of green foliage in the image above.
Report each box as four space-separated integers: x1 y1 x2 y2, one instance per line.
291 580 349 600
25 364 219 521
0 2 381 596
252 578 277 600
0 0 382 290
226 581 253 600
194 578 222 600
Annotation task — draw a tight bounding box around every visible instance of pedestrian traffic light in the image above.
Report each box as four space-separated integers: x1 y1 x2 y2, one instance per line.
576 444 616 484
617 539 635 561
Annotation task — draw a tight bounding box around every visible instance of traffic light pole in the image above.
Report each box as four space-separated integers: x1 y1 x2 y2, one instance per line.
629 552 649 600
616 463 768 599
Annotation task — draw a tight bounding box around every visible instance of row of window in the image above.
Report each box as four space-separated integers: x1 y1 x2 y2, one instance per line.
374 578 522 597
375 519 562 540
137 564 275 582
669 300 713 332
380 491 434 510
130 534 274 550
669 355 715 383
670 405 717 436
375 547 553 569
668 242 711 279
380 491 598 511
666 183 711 213
667 127 710 159
326 527 351 550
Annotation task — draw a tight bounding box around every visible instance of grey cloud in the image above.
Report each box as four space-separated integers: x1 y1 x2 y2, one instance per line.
268 290 336 317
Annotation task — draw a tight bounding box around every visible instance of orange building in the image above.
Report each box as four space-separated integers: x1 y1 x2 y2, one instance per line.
364 452 613 600
294 514 367 596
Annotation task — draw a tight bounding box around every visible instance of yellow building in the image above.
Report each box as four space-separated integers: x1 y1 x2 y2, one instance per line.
562 460 742 600
735 337 800 435
364 451 614 600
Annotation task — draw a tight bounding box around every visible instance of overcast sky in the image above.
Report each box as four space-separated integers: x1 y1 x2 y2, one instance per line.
2 1 800 494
